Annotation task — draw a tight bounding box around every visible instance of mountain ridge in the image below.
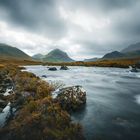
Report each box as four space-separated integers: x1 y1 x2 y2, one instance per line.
102 42 140 59
121 42 140 53
43 48 75 62
0 43 32 60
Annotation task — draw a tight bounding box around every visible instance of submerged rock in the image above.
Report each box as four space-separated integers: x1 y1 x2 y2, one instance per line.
129 66 139 72
41 75 47 78
60 65 69 70
131 68 138 72
56 85 86 111
48 67 57 71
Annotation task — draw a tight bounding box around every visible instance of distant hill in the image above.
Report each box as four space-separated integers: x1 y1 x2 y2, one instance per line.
32 53 44 61
102 51 124 59
121 42 140 53
43 49 74 62
84 57 99 62
102 42 140 59
0 43 32 60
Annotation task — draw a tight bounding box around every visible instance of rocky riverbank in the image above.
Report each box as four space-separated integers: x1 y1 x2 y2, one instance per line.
0 67 14 118
0 65 86 140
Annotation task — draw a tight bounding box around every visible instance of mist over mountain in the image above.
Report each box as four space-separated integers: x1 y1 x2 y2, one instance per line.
84 58 99 62
32 54 44 61
102 42 140 59
121 42 140 53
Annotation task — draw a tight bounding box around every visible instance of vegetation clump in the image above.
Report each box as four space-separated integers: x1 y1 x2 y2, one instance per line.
56 86 86 111
0 65 85 140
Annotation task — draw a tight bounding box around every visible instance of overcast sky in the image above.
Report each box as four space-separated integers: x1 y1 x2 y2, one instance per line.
0 0 140 60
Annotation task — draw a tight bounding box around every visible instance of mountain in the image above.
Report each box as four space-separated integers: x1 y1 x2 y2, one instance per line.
0 43 32 60
102 51 124 59
43 49 74 62
124 50 140 58
120 42 140 58
102 42 140 60
32 53 44 61
84 57 99 62
121 42 140 53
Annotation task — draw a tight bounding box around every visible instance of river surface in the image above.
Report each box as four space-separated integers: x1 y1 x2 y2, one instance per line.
25 65 140 140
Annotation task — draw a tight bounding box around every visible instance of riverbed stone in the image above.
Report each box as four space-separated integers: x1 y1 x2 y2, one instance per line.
130 67 138 72
60 66 69 70
56 85 86 111
48 67 57 71
41 75 47 78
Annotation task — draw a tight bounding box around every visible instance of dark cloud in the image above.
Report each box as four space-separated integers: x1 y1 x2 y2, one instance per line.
0 0 140 59
61 0 137 14
0 0 67 39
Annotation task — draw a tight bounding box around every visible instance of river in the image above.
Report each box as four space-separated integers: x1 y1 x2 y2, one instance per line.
25 65 140 140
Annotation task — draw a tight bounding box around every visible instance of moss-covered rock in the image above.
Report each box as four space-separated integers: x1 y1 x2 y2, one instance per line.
56 86 86 111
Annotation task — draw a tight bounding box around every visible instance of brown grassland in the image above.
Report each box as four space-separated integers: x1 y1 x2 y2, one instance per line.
0 64 85 140
44 57 140 68
0 56 140 68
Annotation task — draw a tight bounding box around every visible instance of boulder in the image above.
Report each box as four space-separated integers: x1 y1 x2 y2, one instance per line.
129 66 139 72
48 67 57 71
130 67 138 72
41 75 47 78
56 85 86 111
60 66 69 70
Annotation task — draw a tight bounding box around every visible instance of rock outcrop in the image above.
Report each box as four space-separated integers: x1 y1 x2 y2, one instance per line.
60 66 69 70
56 85 86 111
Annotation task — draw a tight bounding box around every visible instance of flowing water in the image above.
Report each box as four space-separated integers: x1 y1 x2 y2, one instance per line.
25 66 140 140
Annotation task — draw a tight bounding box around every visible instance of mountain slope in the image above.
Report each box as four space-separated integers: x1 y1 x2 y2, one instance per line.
121 42 140 53
43 49 74 62
0 43 32 60
32 53 44 61
102 51 124 59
